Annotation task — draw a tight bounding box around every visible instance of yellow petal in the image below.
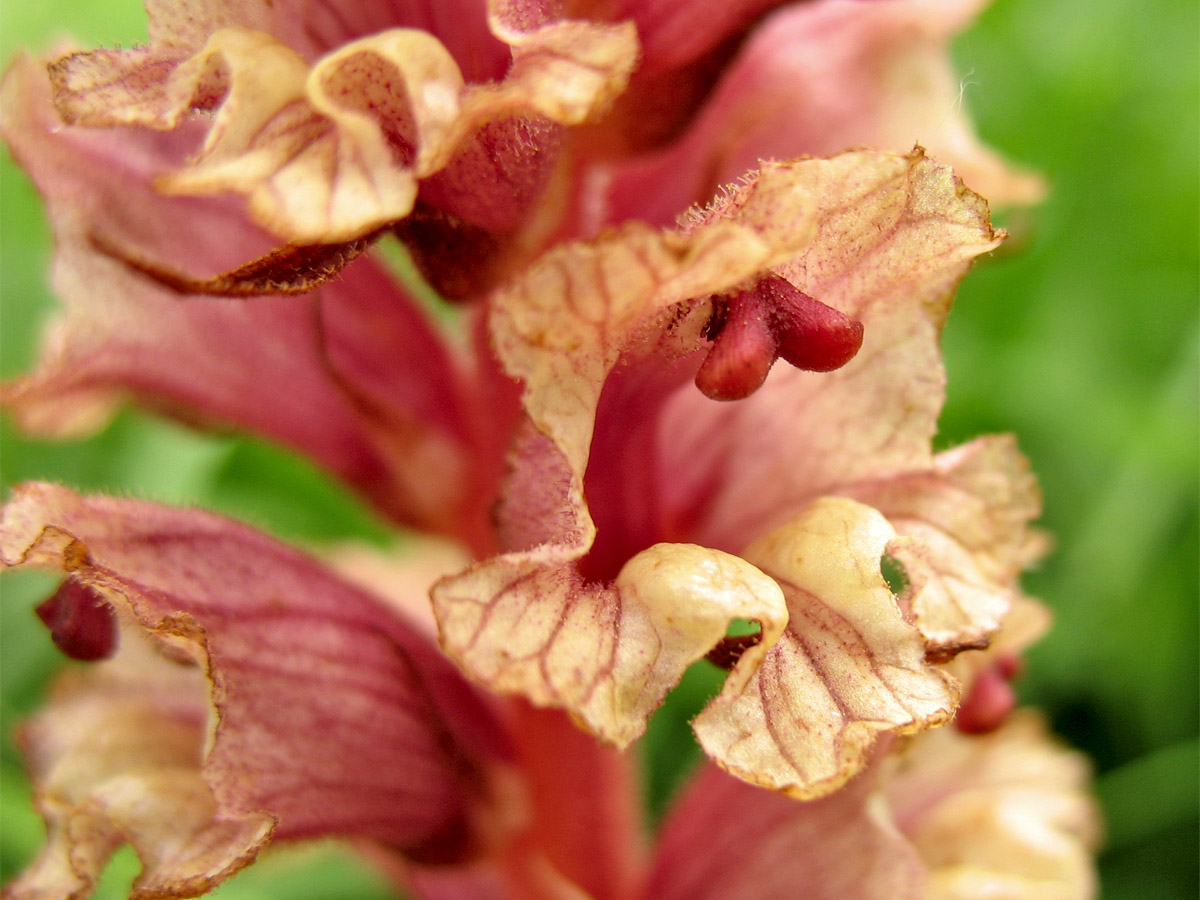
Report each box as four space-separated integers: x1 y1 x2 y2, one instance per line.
48 7 638 243
887 712 1101 900
4 632 272 900
694 497 958 799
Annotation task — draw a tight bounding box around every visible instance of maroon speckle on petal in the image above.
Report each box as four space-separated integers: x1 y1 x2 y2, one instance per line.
35 580 117 662
695 274 863 401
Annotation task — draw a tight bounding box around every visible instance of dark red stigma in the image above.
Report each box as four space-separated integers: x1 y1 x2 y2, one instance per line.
955 652 1023 735
694 274 864 402
35 580 118 662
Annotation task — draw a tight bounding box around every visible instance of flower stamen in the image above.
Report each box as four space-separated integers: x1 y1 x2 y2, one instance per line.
955 652 1023 735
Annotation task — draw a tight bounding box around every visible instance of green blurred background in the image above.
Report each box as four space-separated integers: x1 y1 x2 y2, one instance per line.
1 1 1196 898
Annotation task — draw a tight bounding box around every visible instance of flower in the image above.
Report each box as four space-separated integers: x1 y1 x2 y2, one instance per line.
0 485 515 898
644 711 1099 900
44 0 635 245
433 148 1045 801
1 0 1097 897
1 485 1098 899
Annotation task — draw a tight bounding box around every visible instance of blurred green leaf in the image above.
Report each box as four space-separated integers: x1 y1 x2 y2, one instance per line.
206 844 397 900
1097 739 1200 850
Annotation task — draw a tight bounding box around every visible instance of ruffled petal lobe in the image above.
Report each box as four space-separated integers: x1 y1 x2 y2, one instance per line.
886 712 1101 900
4 633 272 900
693 498 957 798
49 1 638 243
857 435 1045 659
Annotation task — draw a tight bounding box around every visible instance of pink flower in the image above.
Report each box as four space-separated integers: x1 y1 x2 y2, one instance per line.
1 0 1097 897
425 145 1063 798
0 485 513 897
1 485 1098 899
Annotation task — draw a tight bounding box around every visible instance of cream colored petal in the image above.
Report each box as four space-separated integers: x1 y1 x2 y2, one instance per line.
144 0 273 48
48 8 637 243
886 712 1101 900
47 47 182 128
886 533 1009 659
156 27 447 242
436 542 787 748
693 497 958 799
857 435 1044 658
4 632 272 900
472 12 637 127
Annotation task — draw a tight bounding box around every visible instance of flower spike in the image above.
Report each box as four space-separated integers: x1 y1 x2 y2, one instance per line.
0 0 1098 896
